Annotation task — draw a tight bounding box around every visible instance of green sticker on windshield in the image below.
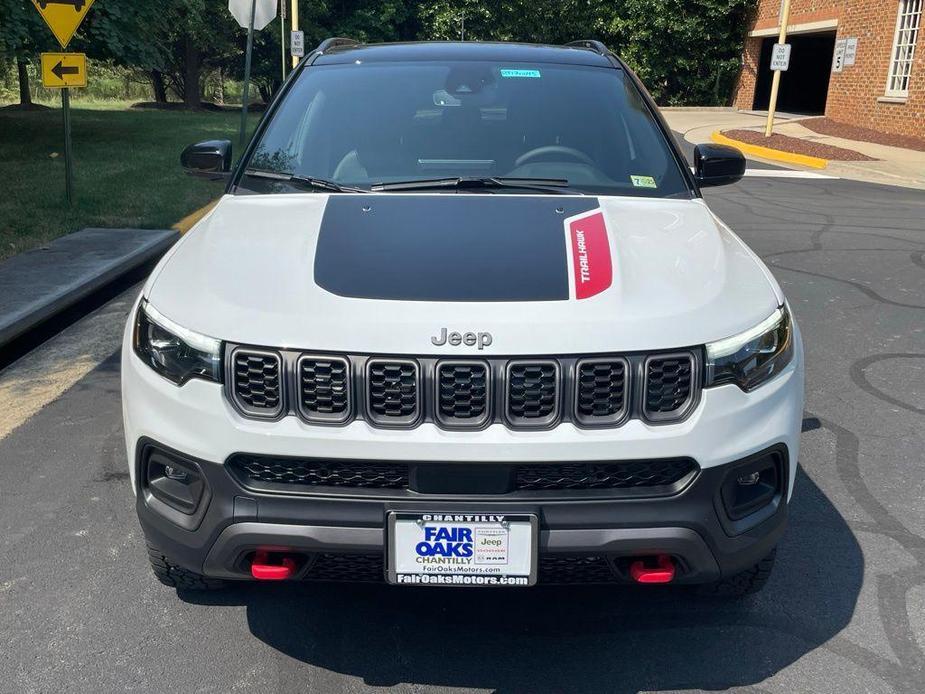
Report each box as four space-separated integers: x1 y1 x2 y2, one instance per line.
630 175 658 188
500 68 541 78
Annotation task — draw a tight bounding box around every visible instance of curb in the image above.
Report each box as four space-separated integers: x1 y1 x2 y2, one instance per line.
0 228 178 361
712 131 829 169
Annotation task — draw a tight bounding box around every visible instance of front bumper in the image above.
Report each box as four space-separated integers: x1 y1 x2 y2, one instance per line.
123 309 803 585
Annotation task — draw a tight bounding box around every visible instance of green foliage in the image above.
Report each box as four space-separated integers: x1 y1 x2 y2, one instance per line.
2 0 756 107
417 0 756 105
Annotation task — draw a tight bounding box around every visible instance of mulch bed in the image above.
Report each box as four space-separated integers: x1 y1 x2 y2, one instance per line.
800 117 925 152
722 129 877 161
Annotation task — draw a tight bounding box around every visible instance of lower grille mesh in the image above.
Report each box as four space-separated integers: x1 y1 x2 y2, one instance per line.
515 459 696 491
229 455 409 489
301 554 623 583
227 456 696 494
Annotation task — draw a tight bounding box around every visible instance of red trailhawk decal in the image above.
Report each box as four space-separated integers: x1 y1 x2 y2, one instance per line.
567 210 612 300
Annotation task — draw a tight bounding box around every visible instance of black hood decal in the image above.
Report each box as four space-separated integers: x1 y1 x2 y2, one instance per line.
314 195 600 302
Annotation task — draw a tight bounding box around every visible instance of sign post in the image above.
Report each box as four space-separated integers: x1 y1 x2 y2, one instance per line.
291 0 300 69
31 0 95 204
228 0 279 147
764 0 792 137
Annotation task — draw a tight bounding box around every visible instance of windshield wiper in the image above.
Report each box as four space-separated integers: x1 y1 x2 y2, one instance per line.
243 169 369 193
370 177 575 194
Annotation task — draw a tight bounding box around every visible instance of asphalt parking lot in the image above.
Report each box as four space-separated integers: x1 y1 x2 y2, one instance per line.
1 157 924 693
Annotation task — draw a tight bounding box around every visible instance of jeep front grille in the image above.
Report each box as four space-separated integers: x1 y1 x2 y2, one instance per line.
224 346 700 429
298 356 351 423
436 361 490 427
366 359 421 425
506 361 559 427
575 359 628 425
230 349 282 417
644 353 695 421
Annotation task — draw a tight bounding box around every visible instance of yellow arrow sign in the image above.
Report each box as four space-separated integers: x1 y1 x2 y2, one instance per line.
41 52 87 89
31 0 95 49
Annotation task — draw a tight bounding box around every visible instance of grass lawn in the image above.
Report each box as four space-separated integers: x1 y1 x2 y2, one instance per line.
0 102 258 261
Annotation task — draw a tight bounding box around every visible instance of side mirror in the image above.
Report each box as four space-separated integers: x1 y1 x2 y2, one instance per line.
181 140 232 179
694 143 745 187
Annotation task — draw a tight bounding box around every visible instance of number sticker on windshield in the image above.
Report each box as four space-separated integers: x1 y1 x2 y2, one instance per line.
630 175 658 188
500 68 541 78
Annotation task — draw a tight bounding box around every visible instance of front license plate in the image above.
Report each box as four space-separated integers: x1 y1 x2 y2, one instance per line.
387 512 538 587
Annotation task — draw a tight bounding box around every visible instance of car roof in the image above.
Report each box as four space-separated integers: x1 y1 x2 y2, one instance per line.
313 41 617 68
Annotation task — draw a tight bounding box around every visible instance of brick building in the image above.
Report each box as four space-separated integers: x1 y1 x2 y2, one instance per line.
733 0 923 137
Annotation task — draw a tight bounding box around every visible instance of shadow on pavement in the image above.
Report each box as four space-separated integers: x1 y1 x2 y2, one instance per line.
181 467 862 693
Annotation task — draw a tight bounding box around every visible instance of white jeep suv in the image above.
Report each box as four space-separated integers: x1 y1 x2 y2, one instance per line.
122 39 803 595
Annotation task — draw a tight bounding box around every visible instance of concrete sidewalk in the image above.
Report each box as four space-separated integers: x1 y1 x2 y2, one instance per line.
662 108 925 189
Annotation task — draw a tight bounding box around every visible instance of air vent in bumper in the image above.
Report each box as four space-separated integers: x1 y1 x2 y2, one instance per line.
230 349 283 418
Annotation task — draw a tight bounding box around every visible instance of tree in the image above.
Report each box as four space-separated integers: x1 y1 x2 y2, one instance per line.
0 0 59 107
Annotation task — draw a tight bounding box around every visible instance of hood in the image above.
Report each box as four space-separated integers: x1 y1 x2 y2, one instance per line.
145 193 781 355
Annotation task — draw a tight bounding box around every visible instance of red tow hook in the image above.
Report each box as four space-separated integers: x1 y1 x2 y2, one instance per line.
629 554 676 584
250 550 297 581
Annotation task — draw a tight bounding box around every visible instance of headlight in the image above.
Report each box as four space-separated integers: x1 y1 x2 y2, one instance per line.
133 301 222 385
705 306 793 391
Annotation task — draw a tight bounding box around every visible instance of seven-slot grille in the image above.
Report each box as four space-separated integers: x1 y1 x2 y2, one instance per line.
298 356 351 423
506 361 560 426
644 354 695 420
231 349 282 417
575 359 628 425
366 359 421 425
227 348 700 428
436 361 490 427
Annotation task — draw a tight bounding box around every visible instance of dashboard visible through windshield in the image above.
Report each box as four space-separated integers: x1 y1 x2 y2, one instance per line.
237 59 691 198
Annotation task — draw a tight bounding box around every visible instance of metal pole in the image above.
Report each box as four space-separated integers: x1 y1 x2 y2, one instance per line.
239 0 257 148
62 87 74 204
291 0 299 69
764 0 792 137
460 12 465 41
280 0 287 81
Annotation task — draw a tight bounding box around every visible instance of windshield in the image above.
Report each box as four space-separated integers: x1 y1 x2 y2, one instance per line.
239 60 691 198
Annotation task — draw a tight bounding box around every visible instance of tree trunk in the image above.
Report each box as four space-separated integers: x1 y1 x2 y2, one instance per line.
17 60 32 107
215 68 224 105
151 70 168 103
182 38 201 109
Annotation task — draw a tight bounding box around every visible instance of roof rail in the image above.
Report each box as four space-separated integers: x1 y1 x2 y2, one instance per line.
565 40 610 55
315 37 360 54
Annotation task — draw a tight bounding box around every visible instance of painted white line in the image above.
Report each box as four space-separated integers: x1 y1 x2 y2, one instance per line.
743 169 838 179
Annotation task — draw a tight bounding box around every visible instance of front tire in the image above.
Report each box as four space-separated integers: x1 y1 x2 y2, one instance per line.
697 547 776 598
145 540 226 591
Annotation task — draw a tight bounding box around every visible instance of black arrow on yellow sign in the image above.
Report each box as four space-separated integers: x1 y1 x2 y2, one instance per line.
51 60 80 80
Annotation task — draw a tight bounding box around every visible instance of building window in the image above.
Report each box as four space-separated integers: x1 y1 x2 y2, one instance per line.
886 0 922 97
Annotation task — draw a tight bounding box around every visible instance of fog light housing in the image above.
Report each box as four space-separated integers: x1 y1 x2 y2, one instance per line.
720 449 784 523
138 442 211 530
